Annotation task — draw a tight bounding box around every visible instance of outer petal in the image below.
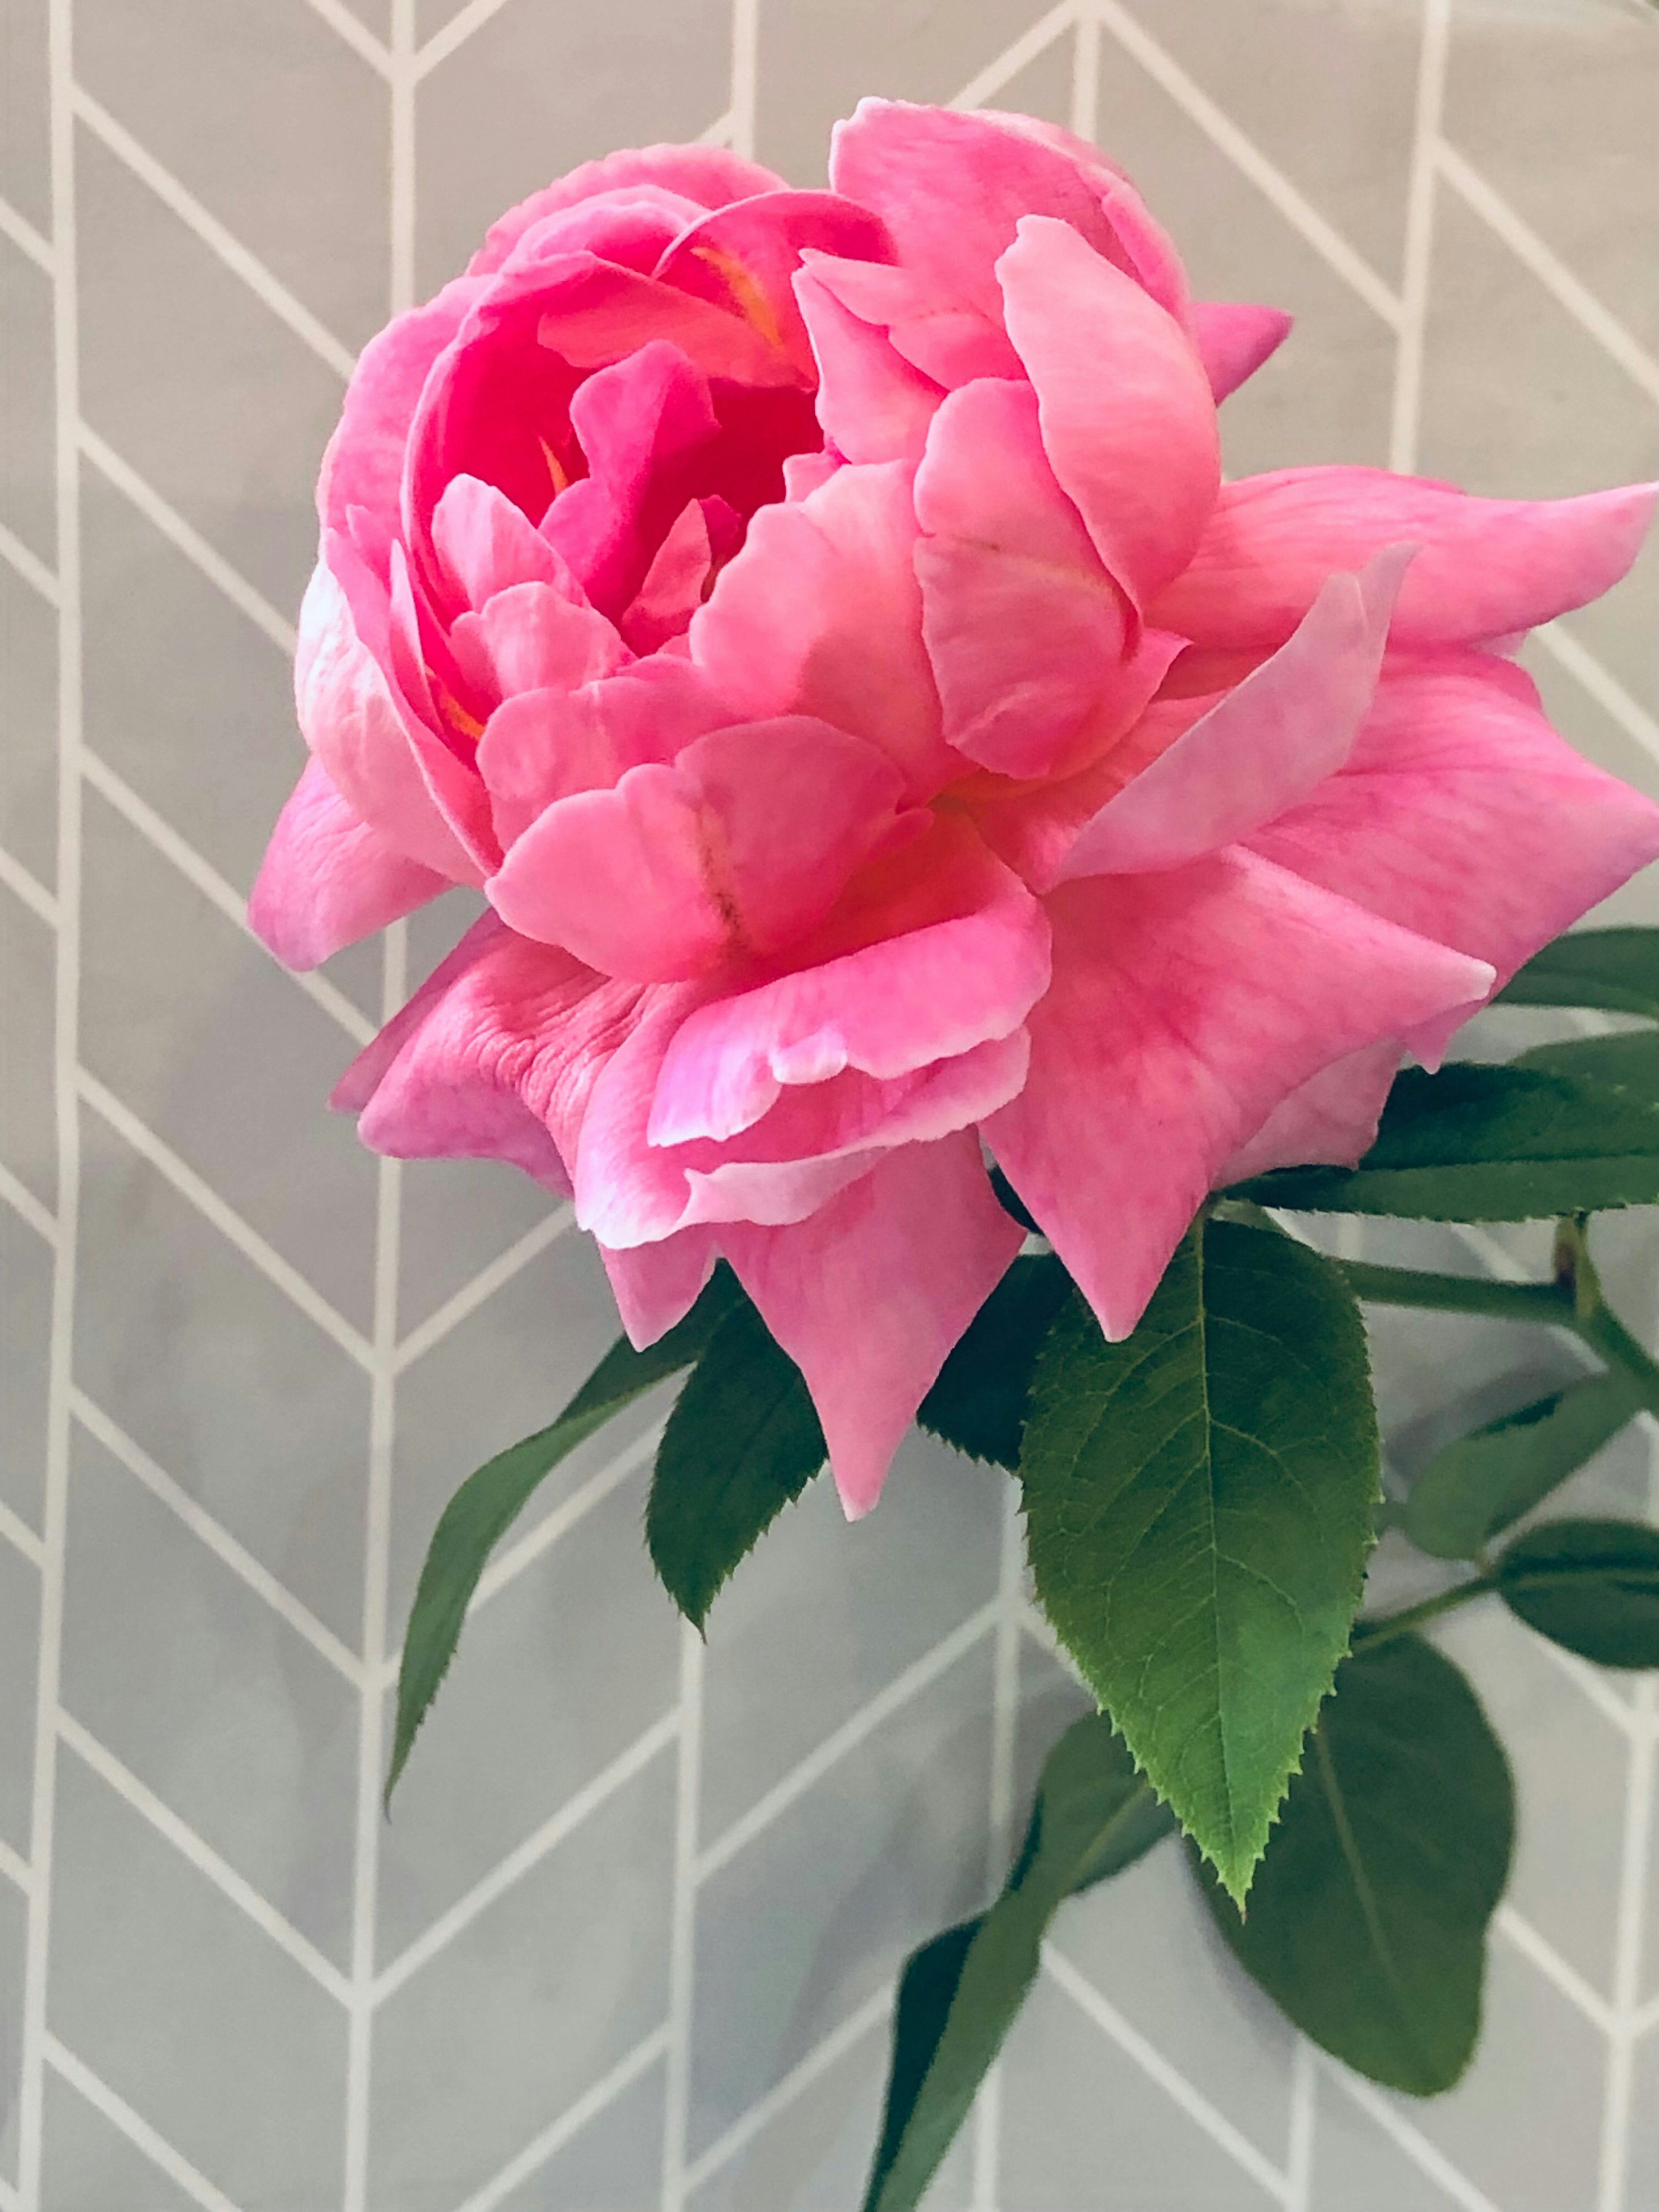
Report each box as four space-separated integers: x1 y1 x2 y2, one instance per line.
1150 469 1658 649
794 265 943 465
997 216 1220 609
1248 649 1659 1049
1061 547 1409 877
598 1229 718 1349
798 252 1023 389
250 757 448 969
1218 1041 1403 1184
469 146 789 276
721 1133 1025 1517
1189 300 1294 402
690 459 956 796
987 855 1493 1340
487 716 911 980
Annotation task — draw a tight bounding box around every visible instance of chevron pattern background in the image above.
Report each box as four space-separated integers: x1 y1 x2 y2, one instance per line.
1 0 1657 2205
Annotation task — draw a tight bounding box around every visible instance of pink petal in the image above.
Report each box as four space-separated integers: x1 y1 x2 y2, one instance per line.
1061 546 1410 877
721 1133 1025 1517
498 185 706 277
384 542 504 872
449 579 628 704
647 818 1051 1145
1248 648 1659 1051
469 147 790 277
913 376 1180 778
598 1229 718 1349
794 265 943 466
618 499 714 654
533 252 807 386
487 716 911 981
1189 301 1294 402
797 252 1023 388
1219 1041 1403 1184
1150 469 1659 649
331 911 505 1115
997 216 1221 609
249 757 449 970
987 855 1493 1340
429 473 575 610
690 458 956 796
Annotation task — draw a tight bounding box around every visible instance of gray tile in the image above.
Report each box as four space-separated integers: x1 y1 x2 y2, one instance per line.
1091 29 1396 476
998 1968 1283 2212
73 1105 369 1650
690 1639 995 2162
495 2054 664 2212
75 126 343 615
0 1870 22 2183
0 557 57 891
1309 2068 1466 2212
0 0 51 236
699 1430 1003 1849
398 1156 561 1341
79 784 380 1333
1627 2028 1659 2212
0 234 55 569
0 1535 38 1859
370 1750 675 2211
80 469 308 895
378 1462 679 1968
0 1203 52 1531
754 0 1060 185
77 0 391 350
0 881 55 1213
61 1423 359 1969
46 1748 349 2210
415 0 731 297
986 21 1075 131
41 2066 202 2212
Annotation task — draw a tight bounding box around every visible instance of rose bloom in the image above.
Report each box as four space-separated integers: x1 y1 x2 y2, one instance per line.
252 102 1659 1515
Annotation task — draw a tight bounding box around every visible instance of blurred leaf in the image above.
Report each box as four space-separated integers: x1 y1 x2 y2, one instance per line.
1495 928 1659 1023
863 1715 1172 2211
1403 1370 1645 1560
1020 1219 1378 1903
1232 1061 1659 1219
1201 1635 1513 2096
388 1267 747 1805
918 1253 1070 1469
646 1297 825 1628
1499 1518 1659 1668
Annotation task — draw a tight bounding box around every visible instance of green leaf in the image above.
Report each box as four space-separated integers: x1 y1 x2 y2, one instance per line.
1403 1371 1646 1561
1498 1518 1659 1668
1020 1219 1379 1903
1495 927 1659 1022
646 1296 825 1628
1514 1030 1659 1098
1201 1635 1514 2097
388 1268 747 1805
1231 1061 1659 1220
863 1715 1172 2212
917 1253 1070 1469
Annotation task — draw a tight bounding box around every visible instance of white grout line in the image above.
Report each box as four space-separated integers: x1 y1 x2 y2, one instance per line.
79 747 376 1049
0 1837 32 1895
450 2027 671 2212
1044 1945 1297 2205
76 1069 377 1372
660 1628 706 2212
57 1714 354 2003
695 109 735 150
1497 1902 1616 2037
412 0 514 81
1534 621 1659 775
393 1205 574 1372
1070 1 1100 145
0 192 54 271
372 1713 679 2006
0 517 59 605
973 1482 1027 2212
304 0 394 80
729 0 760 164
1092 0 1403 328
0 847 58 927
71 88 356 380
1389 0 1450 475
77 427 298 656
694 1602 1000 1887
70 1388 366 1687
0 1161 58 1250
43 2037 244 2212
682 1985 894 2193
1285 2039 1317 2212
18 0 83 2187
0 1501 47 1572
1436 142 1659 409
950 2 1076 113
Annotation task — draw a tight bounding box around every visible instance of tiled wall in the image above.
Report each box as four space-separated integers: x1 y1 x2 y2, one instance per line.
1 1 1657 2206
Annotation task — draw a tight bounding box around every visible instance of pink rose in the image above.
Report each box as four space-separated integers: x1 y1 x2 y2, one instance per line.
252 102 1659 1516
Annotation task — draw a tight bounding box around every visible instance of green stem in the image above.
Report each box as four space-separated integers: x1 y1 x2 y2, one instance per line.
1577 1299 1659 1420
1334 1259 1571 1327
1352 1575 1499 1651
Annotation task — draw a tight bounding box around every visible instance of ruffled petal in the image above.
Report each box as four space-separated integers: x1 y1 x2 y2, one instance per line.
449 579 628 704
249 757 448 970
1218 1041 1403 1184
797 252 1022 389
793 264 943 465
1189 300 1294 402
1150 468 1657 649
997 216 1220 609
429 472 575 609
722 1133 1025 1517
987 856 1493 1340
469 146 790 277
